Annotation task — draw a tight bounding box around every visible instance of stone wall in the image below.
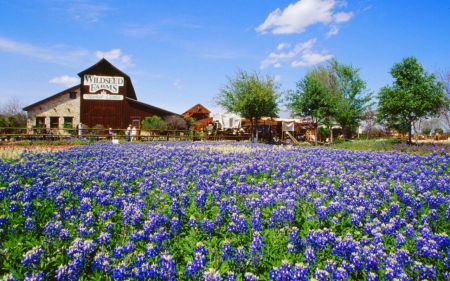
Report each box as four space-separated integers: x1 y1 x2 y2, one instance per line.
26 87 81 135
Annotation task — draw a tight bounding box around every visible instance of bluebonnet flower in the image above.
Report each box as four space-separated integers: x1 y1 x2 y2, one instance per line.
251 208 263 231
96 232 111 245
303 247 316 265
412 261 436 280
287 227 304 253
23 271 46 281
227 213 248 234
234 246 246 270
331 266 348 281
224 271 237 281
24 217 37 231
59 229 71 241
111 261 130 280
244 272 259 281
269 260 292 281
92 252 112 274
202 218 215 235
21 246 45 269
157 252 177 281
0 273 18 281
170 217 181 235
145 243 159 259
249 231 264 267
8 201 18 213
204 268 223 281
314 269 329 281
366 271 378 281
196 190 207 210
221 240 234 262
188 215 198 228
104 221 115 233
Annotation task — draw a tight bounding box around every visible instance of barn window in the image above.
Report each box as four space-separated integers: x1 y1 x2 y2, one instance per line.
50 117 59 129
69 92 77 99
63 117 73 127
36 117 45 127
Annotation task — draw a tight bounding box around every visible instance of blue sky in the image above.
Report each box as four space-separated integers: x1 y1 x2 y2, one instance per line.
1 0 449 117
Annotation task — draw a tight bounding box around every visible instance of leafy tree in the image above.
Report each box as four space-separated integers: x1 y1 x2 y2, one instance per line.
185 117 195 130
141 116 166 130
437 69 450 130
286 66 335 145
215 69 282 141
0 97 28 128
377 57 445 144
362 106 376 139
329 60 372 138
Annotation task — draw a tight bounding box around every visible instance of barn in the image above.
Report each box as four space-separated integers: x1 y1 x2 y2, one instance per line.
23 58 180 134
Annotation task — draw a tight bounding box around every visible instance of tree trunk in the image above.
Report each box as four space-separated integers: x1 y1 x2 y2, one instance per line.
408 121 413 144
314 122 318 146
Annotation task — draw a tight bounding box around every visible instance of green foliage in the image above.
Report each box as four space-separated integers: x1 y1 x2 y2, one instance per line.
434 127 444 134
329 59 373 138
62 122 76 135
141 116 167 130
317 126 330 137
377 56 445 143
422 127 432 135
215 69 282 139
286 59 372 142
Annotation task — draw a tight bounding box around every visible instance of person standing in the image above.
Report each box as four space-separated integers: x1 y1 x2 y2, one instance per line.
131 126 137 142
78 123 84 138
126 125 131 142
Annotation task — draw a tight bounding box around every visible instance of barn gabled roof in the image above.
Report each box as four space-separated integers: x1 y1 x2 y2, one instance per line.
78 58 137 100
126 98 181 117
23 84 80 111
182 104 211 116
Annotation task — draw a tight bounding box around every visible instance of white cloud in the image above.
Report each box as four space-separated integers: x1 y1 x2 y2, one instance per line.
277 43 291 51
95 49 134 66
173 79 181 89
256 0 354 36
291 50 333 67
50 2 114 23
0 36 89 65
260 38 333 69
49 75 79 87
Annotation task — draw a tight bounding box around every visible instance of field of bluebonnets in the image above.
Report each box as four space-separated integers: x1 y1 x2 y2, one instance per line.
1 142 450 280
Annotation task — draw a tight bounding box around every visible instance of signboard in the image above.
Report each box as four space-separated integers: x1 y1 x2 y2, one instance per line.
83 90 124 100
84 75 124 94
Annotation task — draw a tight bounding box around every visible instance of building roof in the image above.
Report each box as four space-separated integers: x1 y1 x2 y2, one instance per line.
23 84 80 111
78 58 137 100
182 104 211 117
126 97 181 117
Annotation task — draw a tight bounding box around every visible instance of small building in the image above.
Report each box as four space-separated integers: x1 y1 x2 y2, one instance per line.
23 58 180 134
182 104 211 121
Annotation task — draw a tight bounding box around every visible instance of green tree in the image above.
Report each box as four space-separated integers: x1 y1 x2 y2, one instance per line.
215 69 282 141
377 56 445 144
330 60 372 139
141 116 166 130
286 66 335 145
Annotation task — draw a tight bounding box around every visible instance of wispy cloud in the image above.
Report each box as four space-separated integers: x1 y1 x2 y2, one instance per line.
0 36 133 70
95 49 134 66
49 75 79 87
49 1 114 23
0 36 89 65
260 38 332 69
256 0 354 36
173 79 181 89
